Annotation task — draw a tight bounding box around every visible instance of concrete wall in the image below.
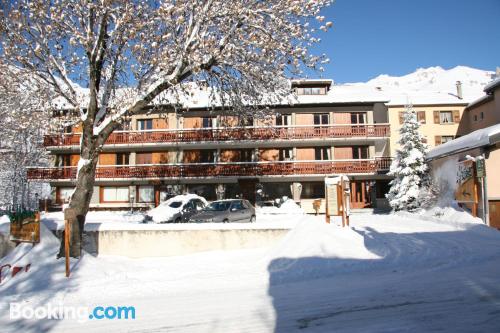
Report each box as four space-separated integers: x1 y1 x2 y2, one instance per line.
84 228 290 258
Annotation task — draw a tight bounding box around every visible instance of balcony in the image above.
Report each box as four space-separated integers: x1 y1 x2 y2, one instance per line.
43 124 390 147
27 158 392 181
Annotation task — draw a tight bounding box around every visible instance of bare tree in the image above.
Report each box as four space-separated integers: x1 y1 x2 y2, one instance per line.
0 63 50 210
0 0 333 257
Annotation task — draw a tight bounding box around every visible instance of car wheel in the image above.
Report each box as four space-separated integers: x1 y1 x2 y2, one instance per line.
175 217 182 223
223 218 229 223
250 215 256 223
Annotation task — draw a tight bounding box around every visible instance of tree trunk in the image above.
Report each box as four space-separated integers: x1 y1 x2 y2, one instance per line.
57 140 99 258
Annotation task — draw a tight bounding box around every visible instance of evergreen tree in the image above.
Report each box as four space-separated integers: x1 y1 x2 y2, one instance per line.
386 103 431 211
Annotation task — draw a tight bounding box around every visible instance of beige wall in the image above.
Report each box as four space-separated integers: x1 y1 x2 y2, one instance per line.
486 147 500 199
86 228 290 258
388 105 466 156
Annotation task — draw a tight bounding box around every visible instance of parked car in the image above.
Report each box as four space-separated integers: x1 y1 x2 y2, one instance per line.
144 194 207 223
190 199 256 223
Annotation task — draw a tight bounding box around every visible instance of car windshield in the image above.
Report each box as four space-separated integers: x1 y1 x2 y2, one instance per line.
203 201 232 211
168 201 183 208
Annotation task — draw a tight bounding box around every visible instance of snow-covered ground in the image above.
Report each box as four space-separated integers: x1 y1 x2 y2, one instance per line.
1 209 500 332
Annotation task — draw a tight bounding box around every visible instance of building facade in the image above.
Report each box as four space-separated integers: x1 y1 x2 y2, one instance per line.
427 78 500 228
27 80 394 213
388 103 467 155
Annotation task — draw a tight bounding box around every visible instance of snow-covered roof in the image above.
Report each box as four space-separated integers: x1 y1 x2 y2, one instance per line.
484 77 500 93
49 65 496 110
427 123 500 160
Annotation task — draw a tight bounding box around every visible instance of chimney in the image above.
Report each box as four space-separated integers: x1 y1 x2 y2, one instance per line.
456 81 463 99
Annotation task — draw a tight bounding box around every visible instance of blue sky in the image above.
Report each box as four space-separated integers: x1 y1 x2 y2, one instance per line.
310 0 500 83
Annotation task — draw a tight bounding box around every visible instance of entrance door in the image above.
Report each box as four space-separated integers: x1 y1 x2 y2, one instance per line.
238 179 258 205
350 181 372 209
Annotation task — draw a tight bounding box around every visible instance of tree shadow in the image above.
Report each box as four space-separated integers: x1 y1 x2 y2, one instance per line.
268 224 500 332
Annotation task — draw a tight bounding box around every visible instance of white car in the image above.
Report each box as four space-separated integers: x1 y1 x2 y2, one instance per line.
144 194 208 223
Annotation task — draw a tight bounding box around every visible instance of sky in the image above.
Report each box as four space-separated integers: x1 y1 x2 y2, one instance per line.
310 0 500 83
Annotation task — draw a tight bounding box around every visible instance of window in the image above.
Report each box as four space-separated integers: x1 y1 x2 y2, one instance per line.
417 111 426 124
101 186 129 202
352 146 369 159
276 114 291 126
116 153 130 165
137 185 154 203
279 148 293 161
200 150 216 163
301 182 325 199
240 149 254 162
441 136 454 144
350 112 366 124
314 147 330 160
434 110 459 124
473 115 478 122
439 111 453 124
314 113 329 126
202 117 213 128
231 200 245 210
435 135 454 145
58 187 74 203
137 119 153 130
299 87 325 95
480 112 484 120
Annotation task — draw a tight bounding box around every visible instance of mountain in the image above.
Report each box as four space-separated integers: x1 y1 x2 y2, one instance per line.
346 66 496 105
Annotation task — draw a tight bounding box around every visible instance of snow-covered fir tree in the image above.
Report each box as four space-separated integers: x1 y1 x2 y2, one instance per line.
386 103 433 211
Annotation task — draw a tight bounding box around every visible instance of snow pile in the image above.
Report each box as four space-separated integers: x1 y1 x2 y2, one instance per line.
257 198 305 215
0 215 10 234
412 202 484 229
267 218 380 284
0 222 67 294
42 210 145 230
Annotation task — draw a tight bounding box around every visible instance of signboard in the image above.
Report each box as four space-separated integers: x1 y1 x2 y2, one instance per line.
476 158 485 178
325 175 350 227
455 160 477 204
10 212 40 243
326 184 340 216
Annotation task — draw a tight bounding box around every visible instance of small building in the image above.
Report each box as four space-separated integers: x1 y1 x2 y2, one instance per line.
427 78 500 228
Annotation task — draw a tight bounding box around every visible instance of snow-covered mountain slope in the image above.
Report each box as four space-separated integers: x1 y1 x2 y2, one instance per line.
344 66 495 105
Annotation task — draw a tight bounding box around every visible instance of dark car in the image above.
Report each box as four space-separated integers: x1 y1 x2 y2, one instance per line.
144 194 207 223
189 199 256 223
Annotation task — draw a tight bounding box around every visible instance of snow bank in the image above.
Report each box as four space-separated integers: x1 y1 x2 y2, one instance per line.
42 210 145 230
266 218 379 284
0 215 10 234
0 222 67 294
257 198 305 215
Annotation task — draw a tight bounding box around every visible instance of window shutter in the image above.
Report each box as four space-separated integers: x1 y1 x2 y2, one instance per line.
433 111 440 124
418 111 426 124
453 110 460 123
435 136 441 146
399 112 404 124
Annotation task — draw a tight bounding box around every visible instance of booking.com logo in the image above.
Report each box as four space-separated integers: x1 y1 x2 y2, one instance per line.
10 303 136 322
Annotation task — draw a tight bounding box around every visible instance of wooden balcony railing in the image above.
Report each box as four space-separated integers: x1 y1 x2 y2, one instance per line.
27 158 392 180
43 124 390 147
